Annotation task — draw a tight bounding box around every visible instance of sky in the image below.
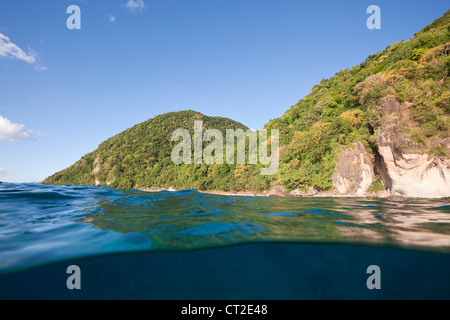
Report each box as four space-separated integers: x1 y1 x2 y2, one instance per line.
0 0 448 182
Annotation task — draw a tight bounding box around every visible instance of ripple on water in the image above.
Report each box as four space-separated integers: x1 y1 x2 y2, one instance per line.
0 182 449 273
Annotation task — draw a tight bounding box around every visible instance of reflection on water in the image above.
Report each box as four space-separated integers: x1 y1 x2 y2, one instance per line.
0 182 449 273
86 189 450 251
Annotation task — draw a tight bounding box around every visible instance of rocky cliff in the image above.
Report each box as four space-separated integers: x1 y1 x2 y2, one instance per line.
265 10 450 198
332 142 376 196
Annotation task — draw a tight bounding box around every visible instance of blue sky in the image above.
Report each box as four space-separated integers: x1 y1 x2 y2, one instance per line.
0 0 448 182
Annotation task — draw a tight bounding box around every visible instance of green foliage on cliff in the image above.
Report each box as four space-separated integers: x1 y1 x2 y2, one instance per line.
265 10 450 191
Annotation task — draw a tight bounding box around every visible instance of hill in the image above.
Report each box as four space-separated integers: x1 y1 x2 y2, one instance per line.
44 10 450 197
43 111 272 191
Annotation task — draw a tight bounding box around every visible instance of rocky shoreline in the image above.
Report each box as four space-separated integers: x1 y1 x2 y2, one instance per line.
139 139 450 199
138 186 420 199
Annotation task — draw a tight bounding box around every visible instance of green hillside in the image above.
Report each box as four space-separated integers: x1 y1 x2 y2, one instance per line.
44 10 450 194
265 9 450 192
43 111 272 191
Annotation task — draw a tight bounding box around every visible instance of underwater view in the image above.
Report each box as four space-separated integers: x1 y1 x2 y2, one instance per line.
0 182 449 299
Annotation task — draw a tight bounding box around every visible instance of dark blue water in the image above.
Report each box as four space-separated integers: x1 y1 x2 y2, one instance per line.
0 182 449 299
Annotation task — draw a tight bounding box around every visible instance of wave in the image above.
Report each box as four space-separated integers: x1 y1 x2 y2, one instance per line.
0 182 449 273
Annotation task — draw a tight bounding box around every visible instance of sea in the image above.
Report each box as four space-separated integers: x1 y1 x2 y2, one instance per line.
0 182 449 299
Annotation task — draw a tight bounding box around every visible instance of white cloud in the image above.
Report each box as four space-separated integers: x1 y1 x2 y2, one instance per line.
0 33 36 63
0 33 46 71
0 115 38 142
124 0 145 12
0 168 6 176
109 14 116 23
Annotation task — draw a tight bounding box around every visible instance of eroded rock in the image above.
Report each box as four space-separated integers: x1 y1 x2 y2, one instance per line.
377 145 450 198
333 142 375 196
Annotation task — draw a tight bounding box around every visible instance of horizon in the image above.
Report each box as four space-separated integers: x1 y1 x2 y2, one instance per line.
0 1 449 183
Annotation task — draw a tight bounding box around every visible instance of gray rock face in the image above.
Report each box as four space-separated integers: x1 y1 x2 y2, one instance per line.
376 145 450 198
369 96 450 198
332 142 375 196
330 139 450 198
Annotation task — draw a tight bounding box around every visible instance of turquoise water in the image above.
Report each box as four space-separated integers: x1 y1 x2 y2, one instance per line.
0 182 449 299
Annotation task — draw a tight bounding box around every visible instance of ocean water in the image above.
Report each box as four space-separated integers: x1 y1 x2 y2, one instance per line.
0 182 449 299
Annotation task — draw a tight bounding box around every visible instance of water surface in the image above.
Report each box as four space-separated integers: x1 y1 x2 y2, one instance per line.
1 182 449 299
1 182 449 273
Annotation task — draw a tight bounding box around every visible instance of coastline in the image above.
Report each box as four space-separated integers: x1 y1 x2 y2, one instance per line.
36 182 446 199
138 186 393 198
